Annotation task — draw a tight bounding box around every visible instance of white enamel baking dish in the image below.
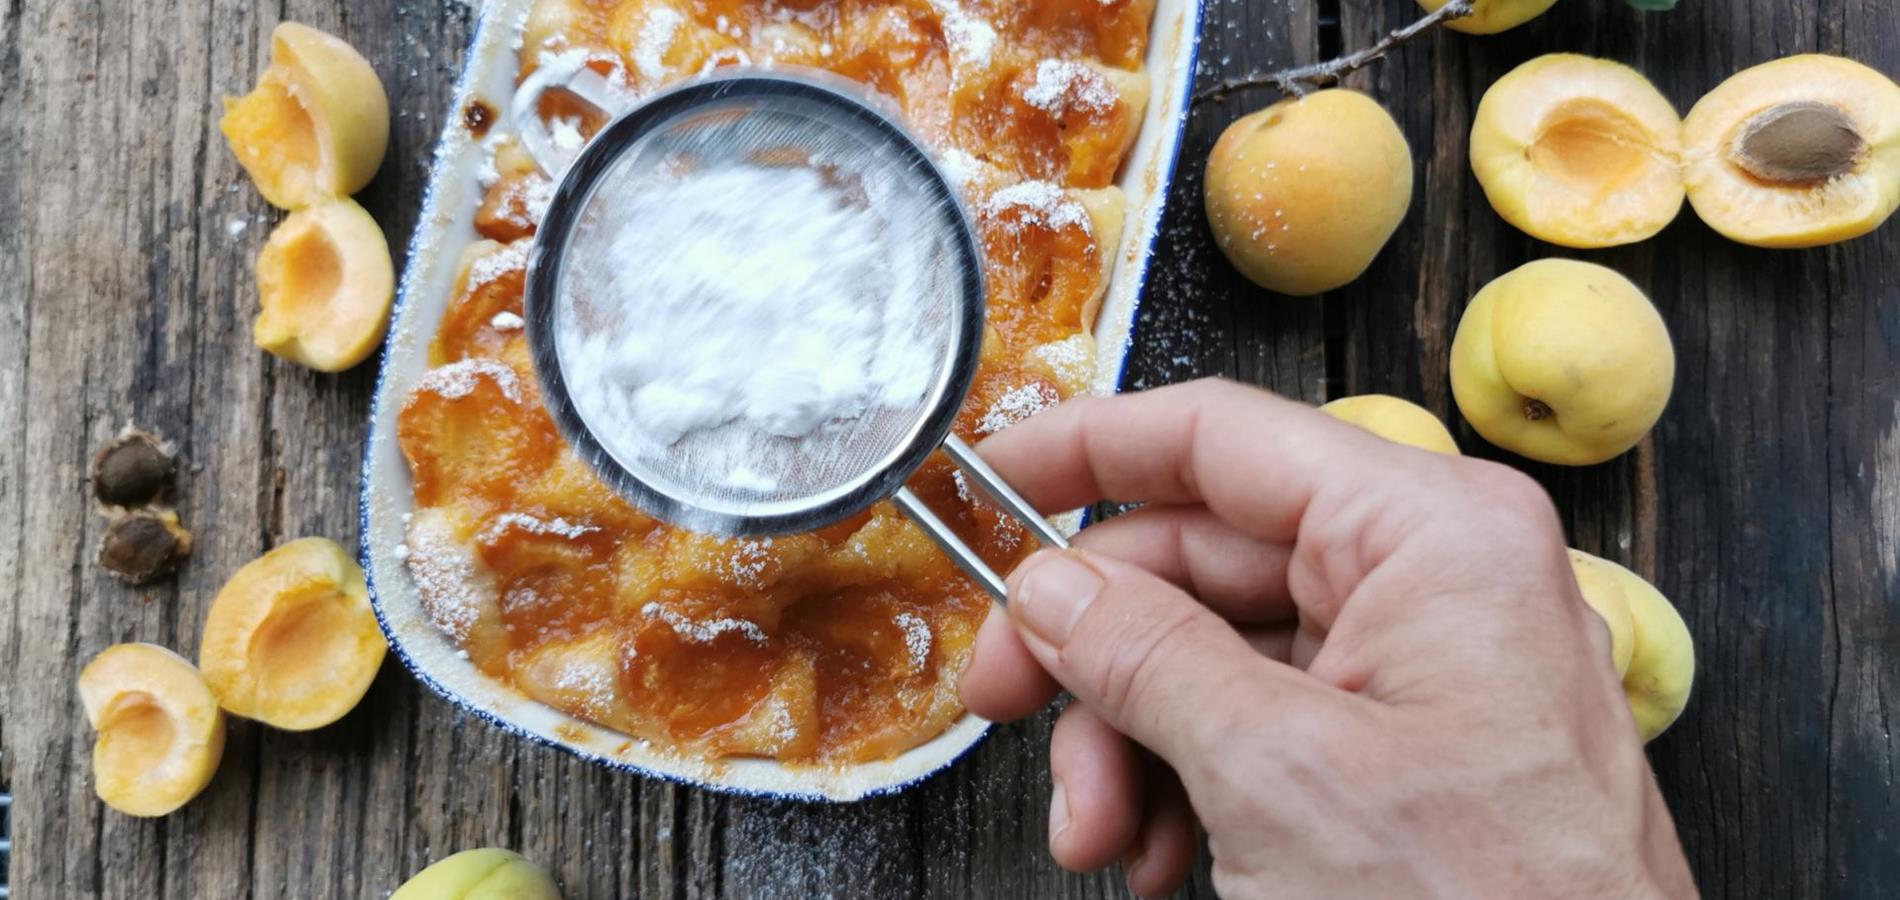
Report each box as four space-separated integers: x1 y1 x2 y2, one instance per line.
360 0 1204 801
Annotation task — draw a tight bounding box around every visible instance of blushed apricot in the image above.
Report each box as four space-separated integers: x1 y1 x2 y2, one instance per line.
221 22 389 210
78 643 226 817
253 197 394 372
1471 55 1685 248
1205 90 1413 296
1683 55 1900 248
199 538 386 731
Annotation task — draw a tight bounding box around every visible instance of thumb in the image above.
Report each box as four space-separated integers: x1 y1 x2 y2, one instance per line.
1005 548 1329 767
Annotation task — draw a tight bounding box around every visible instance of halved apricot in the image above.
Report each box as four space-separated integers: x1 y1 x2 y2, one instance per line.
199 538 387 731
221 22 389 210
1683 55 1900 248
78 643 226 817
1471 55 1685 248
253 197 394 372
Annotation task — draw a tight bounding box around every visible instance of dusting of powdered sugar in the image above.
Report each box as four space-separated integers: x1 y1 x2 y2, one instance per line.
1021 59 1117 116
490 311 525 331
633 8 686 81
984 181 1092 233
414 358 523 403
481 511 597 543
468 240 530 288
975 382 1059 434
642 602 770 644
404 514 488 643
894 612 932 671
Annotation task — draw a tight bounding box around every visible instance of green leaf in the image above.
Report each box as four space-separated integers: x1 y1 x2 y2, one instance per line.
1625 0 1680 10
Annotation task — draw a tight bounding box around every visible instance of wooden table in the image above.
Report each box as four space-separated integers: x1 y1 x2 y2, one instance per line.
3 0 1895 896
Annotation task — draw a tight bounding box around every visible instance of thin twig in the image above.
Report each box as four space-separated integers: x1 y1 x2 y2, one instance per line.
1194 0 1475 103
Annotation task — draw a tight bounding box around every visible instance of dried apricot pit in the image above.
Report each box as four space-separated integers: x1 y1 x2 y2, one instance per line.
78 643 226 817
199 537 387 731
90 426 176 508
221 22 389 209
1683 55 1900 247
254 197 395 372
99 508 194 584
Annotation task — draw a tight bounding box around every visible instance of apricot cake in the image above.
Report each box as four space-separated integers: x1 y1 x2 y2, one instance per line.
397 0 1154 764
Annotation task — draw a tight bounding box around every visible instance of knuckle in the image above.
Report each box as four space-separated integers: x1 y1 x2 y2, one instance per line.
1080 602 1201 721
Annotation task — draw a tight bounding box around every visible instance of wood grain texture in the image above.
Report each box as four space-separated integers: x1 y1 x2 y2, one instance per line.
1 0 1896 897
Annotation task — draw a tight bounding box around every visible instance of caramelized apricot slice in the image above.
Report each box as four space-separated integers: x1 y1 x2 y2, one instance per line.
1471 55 1685 249
221 22 389 210
78 643 226 817
254 197 395 372
200 537 387 731
1683 54 1900 248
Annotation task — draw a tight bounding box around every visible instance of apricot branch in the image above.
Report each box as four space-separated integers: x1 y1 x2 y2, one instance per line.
1195 0 1474 102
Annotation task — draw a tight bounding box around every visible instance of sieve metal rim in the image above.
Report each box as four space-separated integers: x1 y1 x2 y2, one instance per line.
522 70 987 538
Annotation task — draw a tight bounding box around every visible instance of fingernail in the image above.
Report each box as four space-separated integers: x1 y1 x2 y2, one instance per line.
1048 779 1071 844
1013 551 1103 646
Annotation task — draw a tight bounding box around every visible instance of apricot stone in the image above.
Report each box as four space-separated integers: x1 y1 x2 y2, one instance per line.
221 22 389 210
254 197 395 372
200 537 386 731
1417 0 1558 35
78 643 226 817
390 848 563 900
1568 549 1695 741
1683 54 1900 248
1318 395 1460 455
1205 89 1413 296
1449 260 1674 466
1471 55 1685 248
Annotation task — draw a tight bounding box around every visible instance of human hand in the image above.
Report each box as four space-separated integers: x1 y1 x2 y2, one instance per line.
960 379 1694 898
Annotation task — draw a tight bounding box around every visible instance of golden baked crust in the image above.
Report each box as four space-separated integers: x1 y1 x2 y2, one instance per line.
398 0 1152 764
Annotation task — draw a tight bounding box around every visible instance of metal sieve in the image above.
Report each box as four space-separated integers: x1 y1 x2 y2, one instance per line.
519 68 1066 599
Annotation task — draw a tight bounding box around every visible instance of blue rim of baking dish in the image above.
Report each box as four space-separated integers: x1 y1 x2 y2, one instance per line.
358 2 1206 802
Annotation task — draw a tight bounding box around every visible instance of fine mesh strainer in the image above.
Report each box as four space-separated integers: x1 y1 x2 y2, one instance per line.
520 69 1067 599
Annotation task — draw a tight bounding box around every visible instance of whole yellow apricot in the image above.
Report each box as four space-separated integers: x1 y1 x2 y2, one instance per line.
1683 54 1900 248
78 643 226 817
1205 89 1414 297
200 537 387 731
1569 549 1694 741
221 22 390 210
1449 259 1673 465
254 197 395 372
391 849 563 900
1318 394 1460 455
1418 0 1559 35
1565 549 1637 677
1471 55 1685 248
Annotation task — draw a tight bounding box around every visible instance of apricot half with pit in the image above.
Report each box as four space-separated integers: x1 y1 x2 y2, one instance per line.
199 537 386 731
78 643 226 817
1471 55 1685 248
390 848 563 900
1683 55 1900 248
1568 549 1694 741
1318 394 1460 455
1449 259 1674 466
1205 89 1414 296
221 22 389 210
254 197 394 372
1417 0 1558 35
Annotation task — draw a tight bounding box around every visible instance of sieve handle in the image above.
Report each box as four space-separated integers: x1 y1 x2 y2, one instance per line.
893 436 1071 602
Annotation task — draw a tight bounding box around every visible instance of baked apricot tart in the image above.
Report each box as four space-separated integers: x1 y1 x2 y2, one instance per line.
366 0 1199 798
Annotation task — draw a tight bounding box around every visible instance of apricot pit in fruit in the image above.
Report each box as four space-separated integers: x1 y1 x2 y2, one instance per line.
221 22 390 209
1205 89 1413 296
1568 550 1694 741
99 508 194 584
78 643 226 817
390 848 563 900
1318 395 1459 455
254 197 395 372
1471 55 1685 248
199 537 387 731
1449 259 1674 466
90 426 176 509
1683 55 1900 248
1417 0 1557 35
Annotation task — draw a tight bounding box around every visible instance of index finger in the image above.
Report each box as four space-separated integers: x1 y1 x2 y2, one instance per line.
977 378 1419 545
